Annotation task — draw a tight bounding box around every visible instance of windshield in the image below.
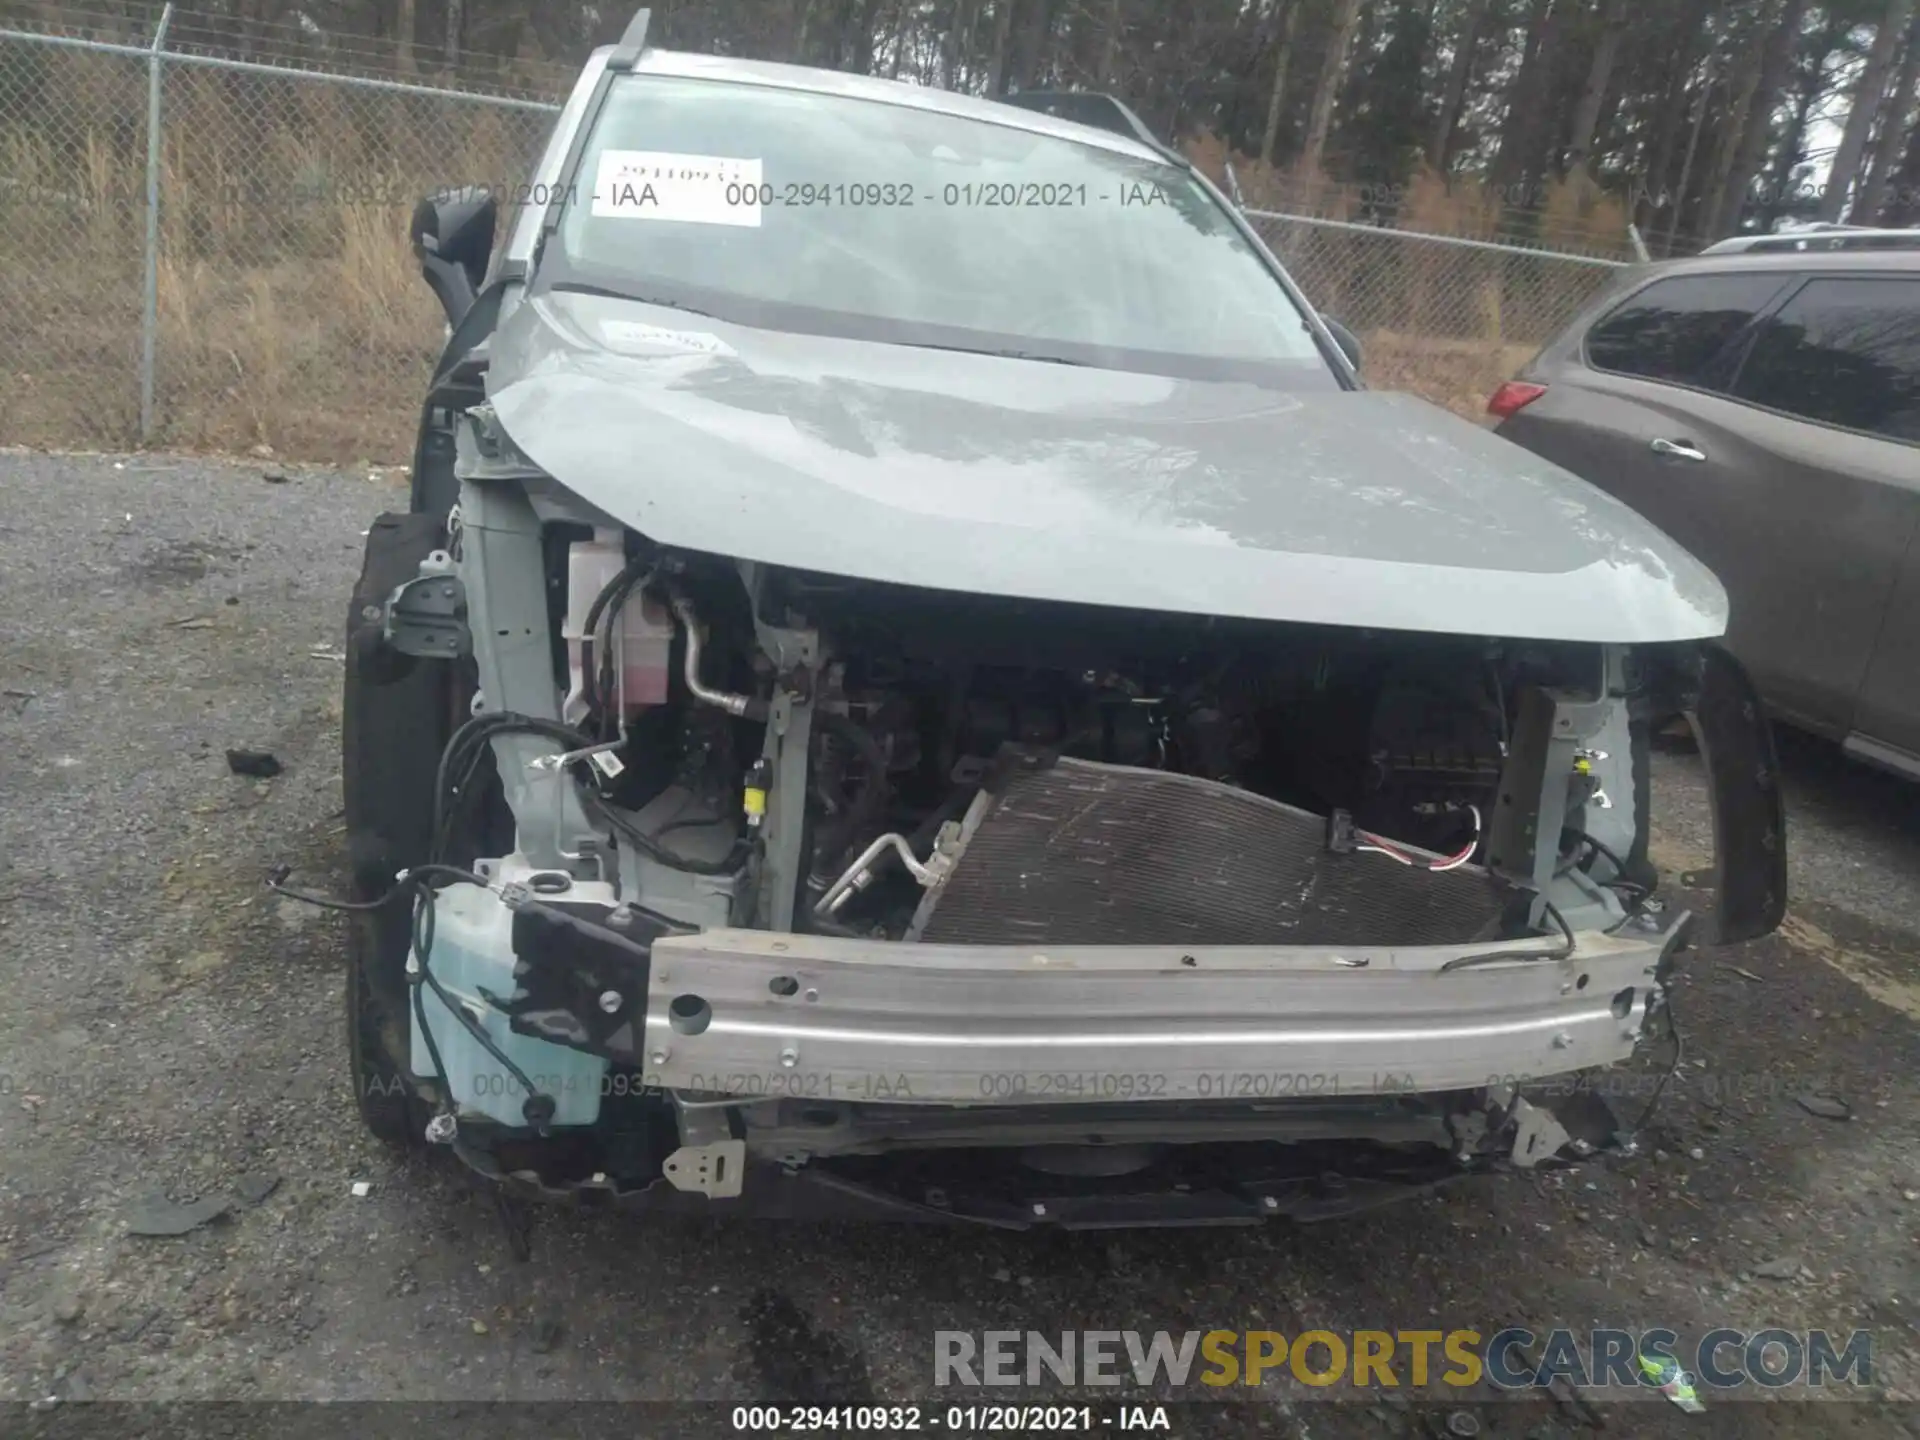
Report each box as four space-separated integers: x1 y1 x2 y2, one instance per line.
541 73 1338 386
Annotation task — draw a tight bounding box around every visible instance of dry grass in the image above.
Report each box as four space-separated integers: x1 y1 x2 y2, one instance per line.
1176 135 1622 419
1363 332 1540 419
0 47 541 459
1184 133 1638 259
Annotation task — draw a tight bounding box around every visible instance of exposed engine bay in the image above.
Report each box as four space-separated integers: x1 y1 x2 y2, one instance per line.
550 548 1542 945
439 539 1644 977
336 461 1787 1227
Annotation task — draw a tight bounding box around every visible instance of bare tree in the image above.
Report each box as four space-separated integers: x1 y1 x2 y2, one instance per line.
1010 0 1053 89
1638 0 1722 224
395 0 416 73
1822 0 1917 221
1858 11 1920 220
986 0 1016 92
940 0 974 87
1665 46 1720 250
845 0 884 71
1428 0 1494 172
1757 3 1846 227
1700 0 1787 237
1885 111 1920 223
885 0 911 77
1097 0 1124 85
1567 0 1629 175
1259 0 1300 164
1708 0 1808 236
1301 0 1364 172
1491 0 1563 194
793 0 817 63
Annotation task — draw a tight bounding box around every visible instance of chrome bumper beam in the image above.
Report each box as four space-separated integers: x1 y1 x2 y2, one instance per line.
641 916 1684 1105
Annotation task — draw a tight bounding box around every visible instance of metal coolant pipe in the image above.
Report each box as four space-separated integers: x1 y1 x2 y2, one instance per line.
668 595 758 718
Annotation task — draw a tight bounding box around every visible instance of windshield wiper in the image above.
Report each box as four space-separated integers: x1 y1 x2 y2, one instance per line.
545 281 1097 366
546 280 721 320
898 341 1089 367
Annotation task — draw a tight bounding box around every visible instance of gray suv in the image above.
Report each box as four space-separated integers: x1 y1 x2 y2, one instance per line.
1491 242 1920 776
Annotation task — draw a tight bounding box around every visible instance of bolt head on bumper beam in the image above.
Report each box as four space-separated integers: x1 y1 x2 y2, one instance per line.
639 920 1685 1105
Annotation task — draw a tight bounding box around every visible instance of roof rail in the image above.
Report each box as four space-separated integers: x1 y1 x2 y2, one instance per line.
609 6 652 70
995 90 1166 152
1700 227 1920 256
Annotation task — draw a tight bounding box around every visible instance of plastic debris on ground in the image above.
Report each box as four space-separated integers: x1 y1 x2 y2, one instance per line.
1638 1350 1705 1413
126 1194 233 1237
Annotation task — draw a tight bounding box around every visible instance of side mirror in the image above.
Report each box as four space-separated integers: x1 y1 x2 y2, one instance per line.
411 187 499 327
1323 316 1363 372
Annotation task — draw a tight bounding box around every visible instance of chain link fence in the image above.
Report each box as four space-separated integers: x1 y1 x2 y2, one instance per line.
1 27 148 447
2 8 1633 463
1 8 558 459
1248 210 1630 416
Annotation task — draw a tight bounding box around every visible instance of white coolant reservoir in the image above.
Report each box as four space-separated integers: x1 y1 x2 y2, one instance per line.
408 859 613 1128
560 529 673 726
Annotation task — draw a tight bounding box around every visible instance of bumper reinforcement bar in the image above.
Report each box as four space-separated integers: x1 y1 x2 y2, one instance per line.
639 915 1687 1104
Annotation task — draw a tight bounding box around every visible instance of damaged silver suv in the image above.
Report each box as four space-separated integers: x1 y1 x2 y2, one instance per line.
337 11 1786 1227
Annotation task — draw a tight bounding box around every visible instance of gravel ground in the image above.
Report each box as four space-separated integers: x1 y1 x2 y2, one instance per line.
3 451 1920 1437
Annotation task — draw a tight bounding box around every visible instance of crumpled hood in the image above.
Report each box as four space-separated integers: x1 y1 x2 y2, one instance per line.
485 289 1727 644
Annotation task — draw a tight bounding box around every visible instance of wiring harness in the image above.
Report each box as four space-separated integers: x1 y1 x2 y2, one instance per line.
1352 804 1484 873
271 707 725 1138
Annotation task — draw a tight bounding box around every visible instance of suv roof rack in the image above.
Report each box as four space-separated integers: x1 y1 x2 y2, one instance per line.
1700 225 1920 256
609 6 652 70
995 90 1165 151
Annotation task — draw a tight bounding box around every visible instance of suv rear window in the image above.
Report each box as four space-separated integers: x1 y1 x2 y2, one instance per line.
1731 277 1920 442
1584 273 1785 387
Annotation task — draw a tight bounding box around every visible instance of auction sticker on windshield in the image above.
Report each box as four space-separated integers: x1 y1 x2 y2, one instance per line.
590 150 763 226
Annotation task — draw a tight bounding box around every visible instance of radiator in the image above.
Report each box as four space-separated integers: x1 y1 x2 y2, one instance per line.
910 754 1508 948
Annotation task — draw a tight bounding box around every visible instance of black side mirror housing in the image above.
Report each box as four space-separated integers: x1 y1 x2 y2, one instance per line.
411 187 499 327
1323 316 1363 372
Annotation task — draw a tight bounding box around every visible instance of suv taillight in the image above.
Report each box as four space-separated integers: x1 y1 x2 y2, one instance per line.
1487 381 1548 420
